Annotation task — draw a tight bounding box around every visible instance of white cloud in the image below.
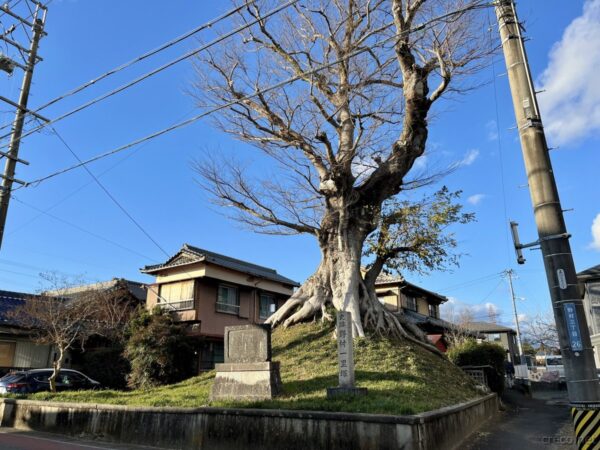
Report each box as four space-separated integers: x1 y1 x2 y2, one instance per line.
486 120 498 141
467 194 486 205
538 0 600 146
441 298 503 323
590 213 600 250
458 149 479 167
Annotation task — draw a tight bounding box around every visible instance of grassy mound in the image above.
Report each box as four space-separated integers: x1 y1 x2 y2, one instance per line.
26 322 479 415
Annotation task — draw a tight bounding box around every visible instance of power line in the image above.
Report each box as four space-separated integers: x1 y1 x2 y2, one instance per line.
0 0 300 150
15 1 493 191
7 107 198 236
437 271 504 292
0 0 256 135
486 10 512 267
11 195 159 261
51 126 169 258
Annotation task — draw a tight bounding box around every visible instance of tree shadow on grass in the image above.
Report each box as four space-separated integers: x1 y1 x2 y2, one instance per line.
272 325 335 355
280 370 422 397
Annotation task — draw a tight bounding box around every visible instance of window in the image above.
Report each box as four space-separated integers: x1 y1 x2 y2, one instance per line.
216 284 239 314
487 333 501 342
429 304 439 319
158 281 194 311
404 296 417 311
259 293 276 320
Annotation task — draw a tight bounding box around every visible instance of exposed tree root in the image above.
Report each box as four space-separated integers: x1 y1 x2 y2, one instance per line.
266 264 444 358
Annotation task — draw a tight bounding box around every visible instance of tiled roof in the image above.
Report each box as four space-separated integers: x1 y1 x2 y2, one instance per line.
464 321 516 334
578 264 600 281
141 244 300 287
0 290 32 327
47 278 146 302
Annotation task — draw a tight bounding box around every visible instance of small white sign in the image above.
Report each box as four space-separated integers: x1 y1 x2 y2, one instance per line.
557 269 567 290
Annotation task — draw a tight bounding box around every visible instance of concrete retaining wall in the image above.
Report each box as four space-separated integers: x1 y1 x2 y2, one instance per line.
0 394 497 450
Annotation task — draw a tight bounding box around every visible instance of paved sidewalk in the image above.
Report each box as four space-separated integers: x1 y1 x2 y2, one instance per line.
463 387 576 450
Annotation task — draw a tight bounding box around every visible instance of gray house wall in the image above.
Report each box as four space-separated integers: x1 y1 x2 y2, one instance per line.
583 280 600 367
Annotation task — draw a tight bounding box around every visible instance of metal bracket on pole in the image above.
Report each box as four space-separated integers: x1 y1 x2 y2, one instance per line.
0 95 49 122
0 173 26 185
0 150 29 165
509 221 571 265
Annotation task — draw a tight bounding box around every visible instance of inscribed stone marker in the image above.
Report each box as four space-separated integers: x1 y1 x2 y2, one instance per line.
337 311 355 387
326 310 367 398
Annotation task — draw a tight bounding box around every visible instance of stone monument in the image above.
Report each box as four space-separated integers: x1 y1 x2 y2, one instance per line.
210 324 282 401
327 311 367 398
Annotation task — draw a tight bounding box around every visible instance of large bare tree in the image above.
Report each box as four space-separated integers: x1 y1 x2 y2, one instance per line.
193 0 489 342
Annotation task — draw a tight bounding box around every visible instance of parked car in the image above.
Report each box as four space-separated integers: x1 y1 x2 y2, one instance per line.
0 369 101 394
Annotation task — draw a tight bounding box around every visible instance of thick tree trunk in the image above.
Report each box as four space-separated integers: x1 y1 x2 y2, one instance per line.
266 216 442 355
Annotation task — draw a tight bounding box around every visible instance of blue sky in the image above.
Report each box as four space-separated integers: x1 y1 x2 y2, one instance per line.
0 1 598 330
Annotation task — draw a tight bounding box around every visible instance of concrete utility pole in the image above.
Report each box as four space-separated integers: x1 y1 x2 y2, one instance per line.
505 269 524 363
0 2 47 250
495 0 600 411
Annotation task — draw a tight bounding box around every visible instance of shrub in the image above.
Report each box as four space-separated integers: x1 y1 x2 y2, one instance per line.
79 346 130 390
447 339 506 394
124 308 196 389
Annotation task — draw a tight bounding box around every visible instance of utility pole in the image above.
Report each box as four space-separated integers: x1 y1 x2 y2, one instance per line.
505 269 524 363
495 0 600 415
0 1 48 250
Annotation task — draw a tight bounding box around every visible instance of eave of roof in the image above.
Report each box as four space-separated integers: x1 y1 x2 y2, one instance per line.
578 264 600 281
141 244 300 287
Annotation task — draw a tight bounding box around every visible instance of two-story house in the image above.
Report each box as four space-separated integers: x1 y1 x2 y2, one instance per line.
375 274 455 351
141 244 299 371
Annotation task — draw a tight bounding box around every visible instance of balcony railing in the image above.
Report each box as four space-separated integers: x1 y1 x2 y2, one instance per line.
159 299 194 311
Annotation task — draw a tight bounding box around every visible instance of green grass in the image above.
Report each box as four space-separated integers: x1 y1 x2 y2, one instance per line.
22 322 479 415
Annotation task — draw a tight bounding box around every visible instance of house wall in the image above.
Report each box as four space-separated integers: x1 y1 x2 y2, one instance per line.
0 337 53 370
145 268 294 340
581 280 600 367
375 286 401 311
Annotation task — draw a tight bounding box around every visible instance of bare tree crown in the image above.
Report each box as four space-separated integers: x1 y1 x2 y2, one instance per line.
193 0 489 236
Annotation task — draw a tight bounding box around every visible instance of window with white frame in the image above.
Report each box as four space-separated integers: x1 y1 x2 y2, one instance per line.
216 284 239 314
259 293 276 320
158 280 194 311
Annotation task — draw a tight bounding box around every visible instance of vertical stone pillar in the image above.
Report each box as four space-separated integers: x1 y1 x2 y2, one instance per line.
327 311 367 398
336 311 355 387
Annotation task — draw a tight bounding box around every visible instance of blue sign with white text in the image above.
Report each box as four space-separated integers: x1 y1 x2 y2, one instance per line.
563 303 583 352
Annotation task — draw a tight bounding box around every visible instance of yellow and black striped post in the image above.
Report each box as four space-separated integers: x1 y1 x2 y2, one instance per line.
572 407 600 449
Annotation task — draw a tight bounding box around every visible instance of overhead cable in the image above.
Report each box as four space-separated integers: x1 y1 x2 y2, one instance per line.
17 1 492 190
0 0 256 134
0 0 299 147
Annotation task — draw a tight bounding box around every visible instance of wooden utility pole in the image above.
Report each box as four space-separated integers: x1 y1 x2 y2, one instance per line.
495 0 600 411
0 2 47 250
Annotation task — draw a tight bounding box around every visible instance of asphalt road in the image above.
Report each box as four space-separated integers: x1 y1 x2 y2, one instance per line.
463 387 576 450
0 429 166 450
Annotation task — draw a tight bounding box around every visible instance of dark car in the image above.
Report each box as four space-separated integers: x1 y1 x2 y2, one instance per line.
0 368 101 394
